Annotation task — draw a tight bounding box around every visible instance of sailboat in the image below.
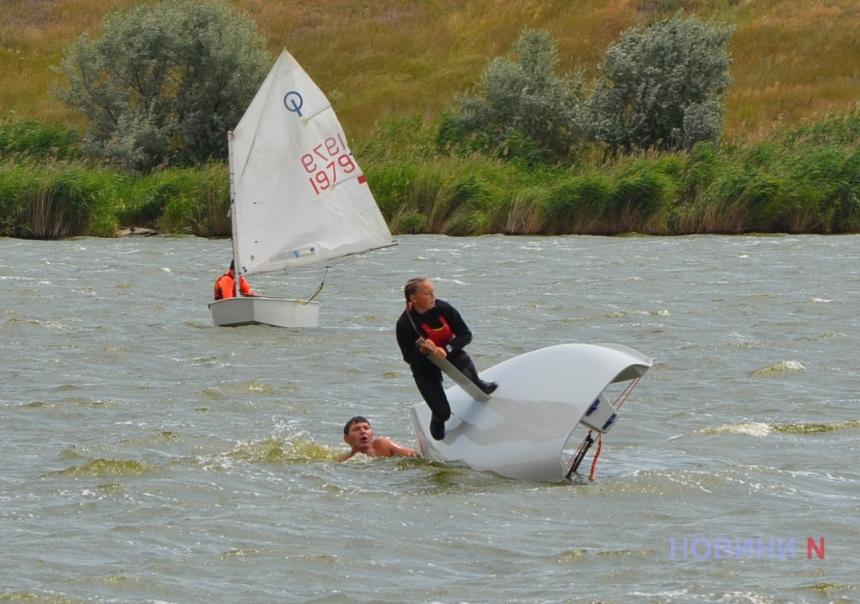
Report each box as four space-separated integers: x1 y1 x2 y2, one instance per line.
209 49 394 328
411 343 652 482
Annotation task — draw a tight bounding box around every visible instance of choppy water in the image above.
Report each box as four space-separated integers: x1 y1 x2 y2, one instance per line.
1 234 858 603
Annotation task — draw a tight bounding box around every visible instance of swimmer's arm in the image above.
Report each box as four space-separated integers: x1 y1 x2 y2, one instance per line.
376 437 419 458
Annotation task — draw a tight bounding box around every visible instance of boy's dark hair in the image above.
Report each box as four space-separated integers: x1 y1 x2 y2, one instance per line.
343 416 370 435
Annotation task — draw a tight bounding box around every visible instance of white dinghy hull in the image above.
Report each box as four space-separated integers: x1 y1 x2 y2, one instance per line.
208 297 319 328
410 343 652 482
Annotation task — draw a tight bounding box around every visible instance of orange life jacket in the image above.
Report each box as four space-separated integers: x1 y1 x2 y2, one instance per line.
214 273 235 300
421 316 453 347
214 272 252 300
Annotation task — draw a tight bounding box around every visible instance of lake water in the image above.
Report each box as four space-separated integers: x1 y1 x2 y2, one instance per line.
1 234 858 603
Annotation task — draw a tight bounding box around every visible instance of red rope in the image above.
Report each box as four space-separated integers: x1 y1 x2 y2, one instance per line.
570 376 642 480
613 377 640 410
566 430 593 473
589 435 603 481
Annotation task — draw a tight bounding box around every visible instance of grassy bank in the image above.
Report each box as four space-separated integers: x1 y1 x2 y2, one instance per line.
4 1 860 239
365 113 860 236
3 111 859 239
0 117 231 238
2 1 860 142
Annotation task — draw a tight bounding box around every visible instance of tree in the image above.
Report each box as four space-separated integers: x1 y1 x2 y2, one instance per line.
445 29 587 163
53 0 270 174
589 11 734 152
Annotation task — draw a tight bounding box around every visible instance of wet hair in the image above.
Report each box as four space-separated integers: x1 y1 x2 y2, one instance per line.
229 259 235 271
343 415 370 435
404 277 428 303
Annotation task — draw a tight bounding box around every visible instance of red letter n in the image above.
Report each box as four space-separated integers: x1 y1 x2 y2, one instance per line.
807 537 825 560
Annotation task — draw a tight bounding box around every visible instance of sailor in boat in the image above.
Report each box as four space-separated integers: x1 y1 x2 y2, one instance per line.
338 416 418 462
213 260 259 300
395 278 498 441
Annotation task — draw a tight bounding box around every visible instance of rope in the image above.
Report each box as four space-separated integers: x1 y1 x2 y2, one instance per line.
405 302 424 339
565 377 642 481
613 377 640 410
298 267 328 305
589 435 603 481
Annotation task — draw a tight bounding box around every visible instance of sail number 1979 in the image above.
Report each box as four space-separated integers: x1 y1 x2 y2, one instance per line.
301 133 357 195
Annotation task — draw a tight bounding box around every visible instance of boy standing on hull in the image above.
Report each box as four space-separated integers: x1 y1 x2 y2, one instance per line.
395 278 497 440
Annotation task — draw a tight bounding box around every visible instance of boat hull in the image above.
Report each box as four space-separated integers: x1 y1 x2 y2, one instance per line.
208 297 320 328
410 343 652 482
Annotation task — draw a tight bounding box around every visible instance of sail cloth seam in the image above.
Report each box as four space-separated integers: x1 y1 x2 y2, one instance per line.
299 106 329 124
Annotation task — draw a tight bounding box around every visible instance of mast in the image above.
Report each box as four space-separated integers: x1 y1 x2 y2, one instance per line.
227 131 241 298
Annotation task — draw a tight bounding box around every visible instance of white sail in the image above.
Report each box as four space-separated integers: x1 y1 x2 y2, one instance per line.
229 49 393 276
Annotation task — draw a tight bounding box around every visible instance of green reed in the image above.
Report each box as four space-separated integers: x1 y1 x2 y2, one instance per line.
2 111 860 238
0 160 116 238
117 164 231 237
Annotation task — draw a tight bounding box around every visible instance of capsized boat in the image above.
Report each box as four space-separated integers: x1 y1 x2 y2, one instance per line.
410 343 652 482
209 49 394 328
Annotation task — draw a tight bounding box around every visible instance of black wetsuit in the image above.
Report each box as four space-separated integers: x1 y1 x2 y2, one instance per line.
395 299 485 423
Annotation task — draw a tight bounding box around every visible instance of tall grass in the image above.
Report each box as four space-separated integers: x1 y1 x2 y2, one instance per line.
0 161 232 239
364 111 860 236
721 1 860 140
2 110 860 240
0 160 117 238
116 164 231 236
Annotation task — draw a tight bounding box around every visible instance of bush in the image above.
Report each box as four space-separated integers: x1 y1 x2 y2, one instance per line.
589 11 734 152
446 29 587 163
53 0 270 174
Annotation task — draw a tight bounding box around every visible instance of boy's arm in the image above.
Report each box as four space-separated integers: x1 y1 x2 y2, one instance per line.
376 438 418 458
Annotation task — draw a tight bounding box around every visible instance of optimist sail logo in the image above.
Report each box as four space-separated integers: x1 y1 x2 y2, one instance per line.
669 537 825 560
284 91 304 117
